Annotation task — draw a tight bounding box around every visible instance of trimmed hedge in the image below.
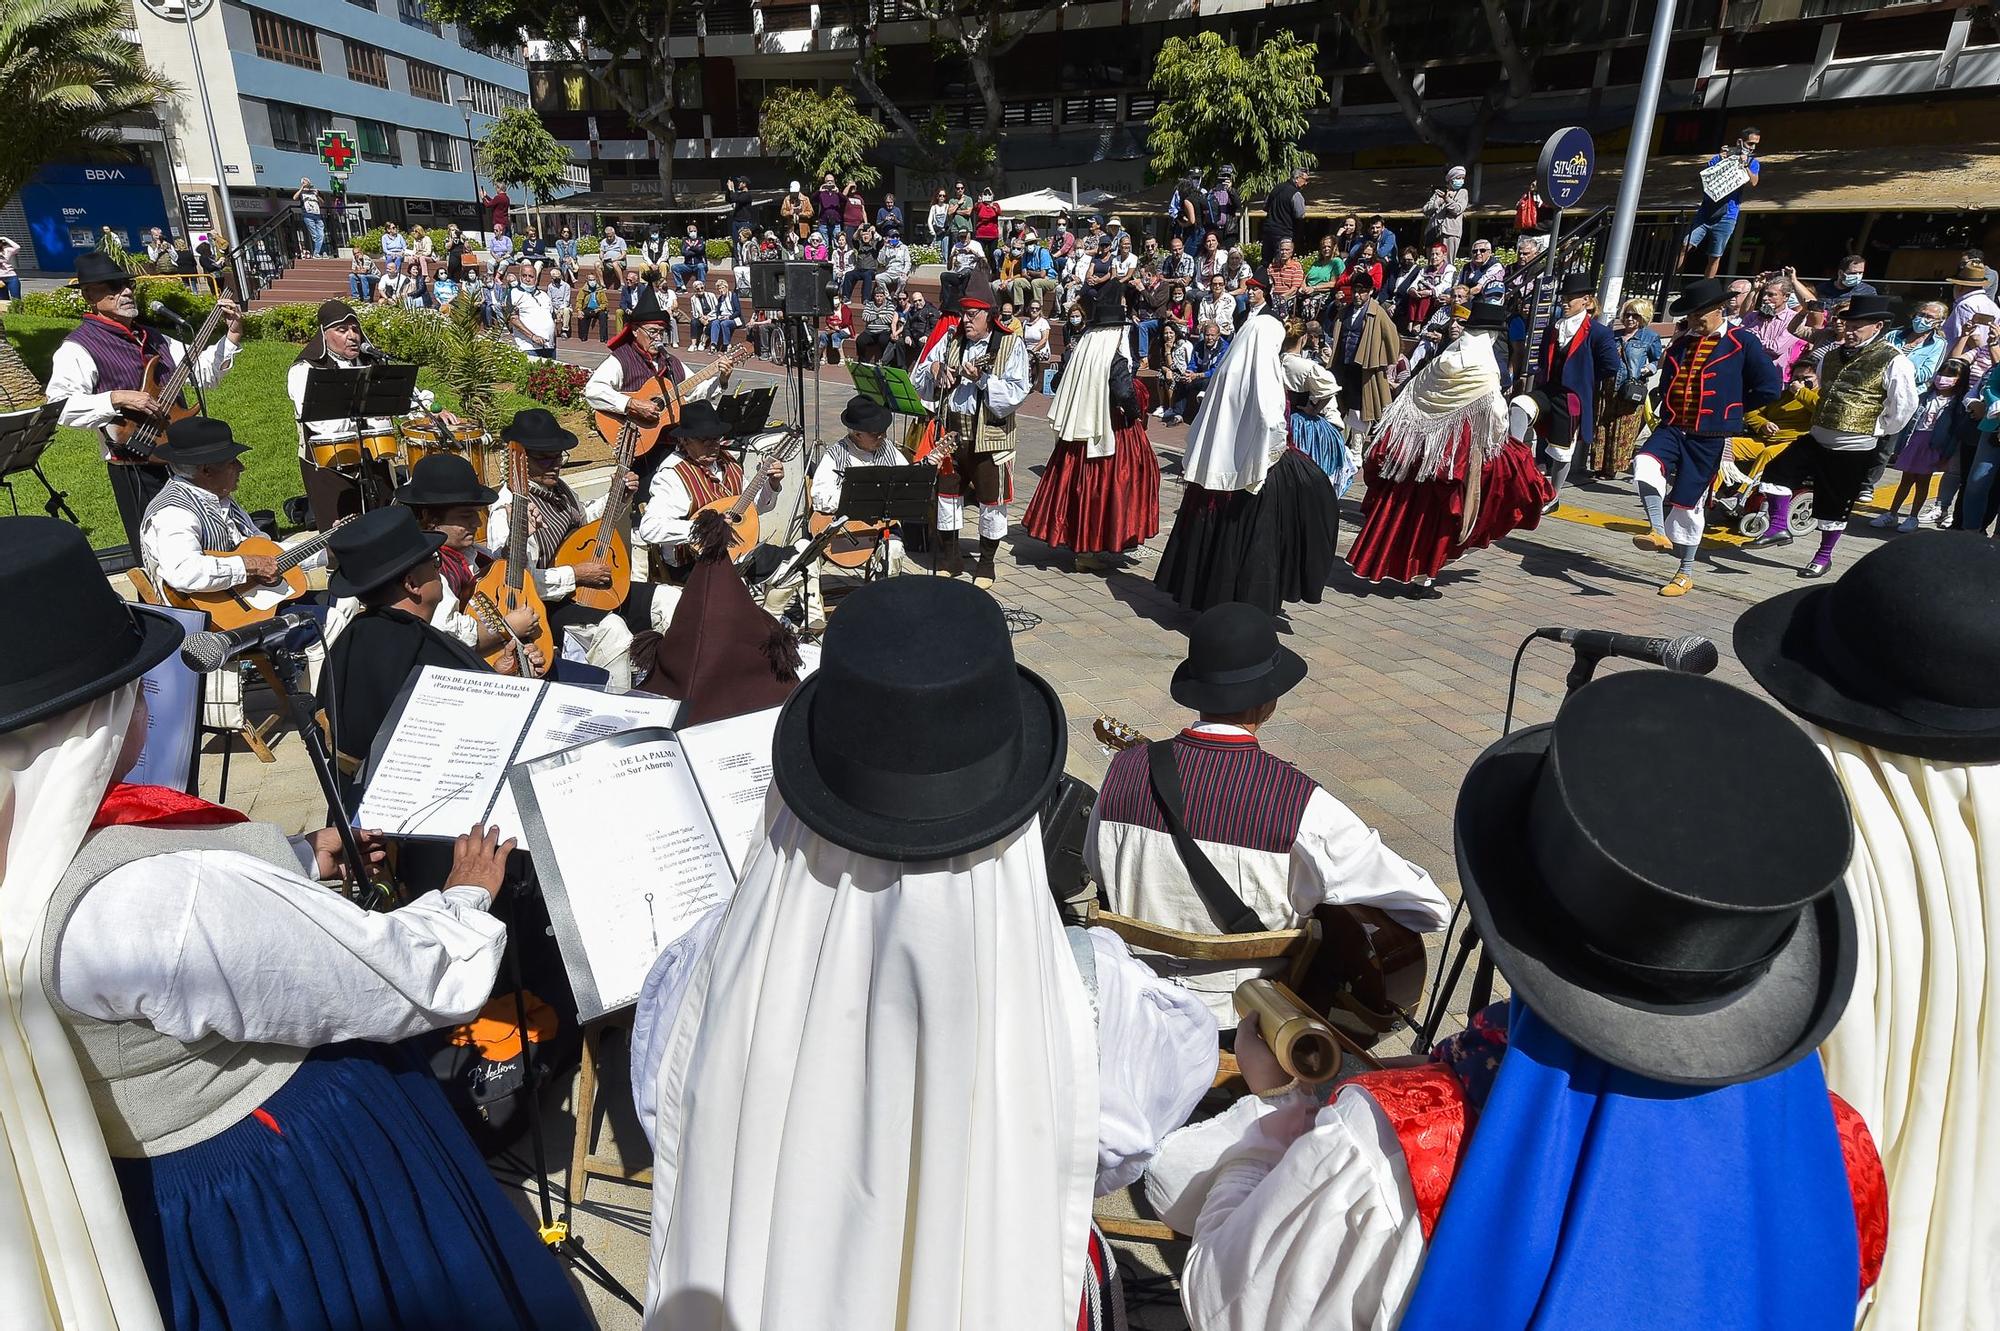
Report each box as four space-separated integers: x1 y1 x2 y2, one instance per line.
706 239 734 263
576 234 601 255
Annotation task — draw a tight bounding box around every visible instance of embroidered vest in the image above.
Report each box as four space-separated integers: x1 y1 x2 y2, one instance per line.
1814 338 1902 436
612 340 684 395
66 315 174 396
943 330 1023 454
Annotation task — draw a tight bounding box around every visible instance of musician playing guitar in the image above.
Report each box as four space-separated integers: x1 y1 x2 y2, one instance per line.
1085 602 1450 1028
139 418 318 599
808 395 909 580
582 283 734 491
47 252 244 553
636 398 784 578
394 452 544 666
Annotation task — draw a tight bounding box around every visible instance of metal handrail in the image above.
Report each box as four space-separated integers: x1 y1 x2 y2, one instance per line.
234 204 305 302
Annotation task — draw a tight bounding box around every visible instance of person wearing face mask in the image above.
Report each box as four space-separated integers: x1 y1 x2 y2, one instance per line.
1422 166 1470 264
673 222 708 291
1631 278 1782 597
1679 129 1762 280
1890 300 1948 385
1826 254 1876 314
973 188 1004 273
1871 358 1972 532
1750 294 1918 577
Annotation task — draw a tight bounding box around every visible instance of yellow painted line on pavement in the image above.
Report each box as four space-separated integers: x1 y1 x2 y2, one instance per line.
1545 480 1903 547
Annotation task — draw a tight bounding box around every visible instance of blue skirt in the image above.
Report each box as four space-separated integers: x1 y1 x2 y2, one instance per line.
114 1043 585 1331
1290 411 1354 496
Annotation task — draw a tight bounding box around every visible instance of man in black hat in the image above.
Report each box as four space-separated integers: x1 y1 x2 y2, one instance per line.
808 395 911 584
137 417 289 598
1146 671 1885 1331
1532 272 1620 503
583 279 736 493
395 452 544 659
47 251 245 551
1087 603 1448 1023
1735 531 1999 1331
1631 276 1781 597
636 397 785 578
287 298 435 531
1748 292 1918 578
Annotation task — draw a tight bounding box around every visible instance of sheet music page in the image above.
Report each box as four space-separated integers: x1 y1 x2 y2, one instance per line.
355 668 543 838
512 728 734 1019
484 682 684 837
675 706 782 878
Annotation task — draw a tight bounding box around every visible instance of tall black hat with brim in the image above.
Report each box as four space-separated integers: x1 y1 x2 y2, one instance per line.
772 578 1065 861
1088 286 1130 327
1670 277 1731 317
69 253 132 288
0 518 182 733
1556 271 1596 300
157 416 249 467
1170 603 1308 715
396 452 499 508
1467 300 1509 329
501 408 578 455
669 399 732 441
326 505 446 598
1736 530 2000 761
840 395 893 434
1839 293 1896 324
1454 670 1855 1088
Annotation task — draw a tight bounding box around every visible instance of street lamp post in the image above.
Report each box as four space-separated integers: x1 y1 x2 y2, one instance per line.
176 0 244 293
1599 0 1680 313
457 96 485 240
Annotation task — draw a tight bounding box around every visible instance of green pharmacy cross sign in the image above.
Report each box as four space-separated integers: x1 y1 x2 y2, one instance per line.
317 130 357 174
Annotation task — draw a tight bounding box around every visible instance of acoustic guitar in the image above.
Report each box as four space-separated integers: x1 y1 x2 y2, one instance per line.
592 345 751 459
161 515 354 630
691 431 804 564
1093 715 1428 1050
473 444 553 677
552 414 638 611
105 304 227 463
806 512 893 569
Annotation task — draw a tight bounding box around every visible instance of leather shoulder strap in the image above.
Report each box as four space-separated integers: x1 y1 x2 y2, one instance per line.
1144 740 1263 934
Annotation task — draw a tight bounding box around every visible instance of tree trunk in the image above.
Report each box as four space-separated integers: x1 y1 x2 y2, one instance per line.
0 314 46 408
854 19 951 182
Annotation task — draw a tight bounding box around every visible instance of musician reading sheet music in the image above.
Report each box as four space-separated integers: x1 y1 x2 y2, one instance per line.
637 399 784 570
810 396 910 580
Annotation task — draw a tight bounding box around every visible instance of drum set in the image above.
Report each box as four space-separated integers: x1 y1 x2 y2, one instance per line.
306 414 498 528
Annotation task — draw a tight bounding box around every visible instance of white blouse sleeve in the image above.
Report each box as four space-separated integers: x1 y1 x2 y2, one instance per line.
583 354 630 414
1087 926 1218 1195
1290 788 1451 932
58 849 506 1047
1146 1086 1426 1331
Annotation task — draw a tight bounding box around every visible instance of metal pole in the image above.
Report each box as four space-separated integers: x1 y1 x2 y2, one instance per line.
460 103 485 240
181 4 244 294
1598 0 1679 312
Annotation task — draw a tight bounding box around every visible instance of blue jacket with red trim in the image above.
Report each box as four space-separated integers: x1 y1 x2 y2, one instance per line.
1658 324 1781 437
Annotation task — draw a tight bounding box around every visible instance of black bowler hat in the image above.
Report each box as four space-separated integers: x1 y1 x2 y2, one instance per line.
1556 271 1596 300
1839 293 1896 324
1170 603 1308 715
157 416 248 467
1736 531 2000 762
772 578 1065 861
396 453 498 508
500 408 578 455
1670 277 1731 317
326 506 446 598
69 252 134 288
1088 286 1131 327
1454 671 1855 1087
1467 300 1508 329
840 395 893 434
669 399 731 441
0 518 182 733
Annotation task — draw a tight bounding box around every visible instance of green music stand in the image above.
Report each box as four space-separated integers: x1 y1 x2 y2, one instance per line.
849 364 928 417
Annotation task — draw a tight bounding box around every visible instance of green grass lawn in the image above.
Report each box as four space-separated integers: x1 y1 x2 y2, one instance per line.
2 313 545 549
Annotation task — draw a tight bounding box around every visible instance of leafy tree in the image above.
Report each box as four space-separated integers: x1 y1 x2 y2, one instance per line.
430 0 683 193
1147 32 1327 196
478 106 575 230
758 87 886 191
1336 0 1540 166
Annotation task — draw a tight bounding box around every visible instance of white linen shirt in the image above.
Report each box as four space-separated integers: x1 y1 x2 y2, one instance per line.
49 331 240 459
581 348 724 418
810 433 909 512
138 493 262 594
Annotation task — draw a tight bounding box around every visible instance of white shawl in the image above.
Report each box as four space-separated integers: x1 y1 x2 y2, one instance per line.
1370 331 1509 485
1048 325 1122 459
1811 726 2000 1331
643 803 1099 1331
0 684 164 1331
1182 314 1288 493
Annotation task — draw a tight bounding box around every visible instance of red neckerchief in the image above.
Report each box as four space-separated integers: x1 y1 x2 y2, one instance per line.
92 782 249 829
437 543 476 602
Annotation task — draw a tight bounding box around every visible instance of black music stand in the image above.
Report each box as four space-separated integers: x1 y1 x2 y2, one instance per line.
0 402 79 524
299 363 421 510
717 386 775 437
837 464 936 526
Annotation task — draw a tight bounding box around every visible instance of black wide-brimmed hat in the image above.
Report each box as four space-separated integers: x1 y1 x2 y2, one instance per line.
157 416 249 467
1840 293 1896 324
669 399 731 441
1556 271 1596 300
326 506 446 598
773 578 1065 861
1455 670 1855 1088
1669 277 1731 317
1467 300 1509 329
1088 286 1131 327
396 453 498 508
840 395 893 433
0 518 182 733
500 408 578 456
1170 603 1308 715
69 252 133 288
1736 531 2000 761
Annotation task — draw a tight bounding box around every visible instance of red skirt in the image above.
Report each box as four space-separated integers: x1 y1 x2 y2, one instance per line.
1346 438 1550 584
1021 383 1161 555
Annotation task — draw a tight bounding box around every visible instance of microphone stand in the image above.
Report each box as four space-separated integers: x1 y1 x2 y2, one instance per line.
262 629 387 908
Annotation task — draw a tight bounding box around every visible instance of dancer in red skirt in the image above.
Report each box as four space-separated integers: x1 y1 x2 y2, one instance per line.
1346 302 1551 593
1022 287 1160 571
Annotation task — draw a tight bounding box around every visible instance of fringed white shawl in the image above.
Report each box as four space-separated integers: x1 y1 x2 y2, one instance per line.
1369 332 1509 486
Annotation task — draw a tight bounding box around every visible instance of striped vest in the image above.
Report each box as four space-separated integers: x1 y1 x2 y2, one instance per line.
1095 731 1317 851
65 314 175 395
141 477 257 551
672 455 744 512
612 340 685 395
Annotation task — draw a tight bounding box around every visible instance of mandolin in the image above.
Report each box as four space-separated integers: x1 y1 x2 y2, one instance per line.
552 415 637 611
105 304 228 463
473 443 553 677
690 431 804 563
1092 714 1428 1050
592 344 751 458
161 515 354 630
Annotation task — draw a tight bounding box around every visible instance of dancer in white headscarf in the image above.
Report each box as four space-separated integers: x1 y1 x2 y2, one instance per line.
1154 311 1342 614
635 577 1216 1331
1736 530 2000 1331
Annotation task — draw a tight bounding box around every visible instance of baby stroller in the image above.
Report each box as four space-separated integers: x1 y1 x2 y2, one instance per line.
1707 438 1816 539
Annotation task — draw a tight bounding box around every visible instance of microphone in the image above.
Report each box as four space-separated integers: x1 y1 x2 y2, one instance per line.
1533 627 1720 676
180 612 319 672
146 300 192 333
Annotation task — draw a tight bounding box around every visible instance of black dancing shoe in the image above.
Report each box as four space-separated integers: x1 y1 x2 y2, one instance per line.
1748 530 1794 549
1797 560 1831 579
